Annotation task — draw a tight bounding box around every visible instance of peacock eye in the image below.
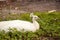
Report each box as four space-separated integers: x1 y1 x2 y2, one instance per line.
35 17 37 18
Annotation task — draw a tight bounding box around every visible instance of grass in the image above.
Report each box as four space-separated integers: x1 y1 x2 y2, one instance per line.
0 12 60 40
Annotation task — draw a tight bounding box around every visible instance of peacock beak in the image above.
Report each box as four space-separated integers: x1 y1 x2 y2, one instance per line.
37 17 40 20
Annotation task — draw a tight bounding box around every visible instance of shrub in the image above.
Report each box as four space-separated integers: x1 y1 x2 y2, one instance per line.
0 12 60 40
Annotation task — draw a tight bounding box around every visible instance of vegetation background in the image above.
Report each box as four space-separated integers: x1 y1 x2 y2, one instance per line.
0 12 60 40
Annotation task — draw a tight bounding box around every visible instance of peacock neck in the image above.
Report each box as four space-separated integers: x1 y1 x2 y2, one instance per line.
32 18 39 29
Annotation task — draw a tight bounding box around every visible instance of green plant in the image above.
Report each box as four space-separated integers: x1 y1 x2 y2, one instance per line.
0 12 60 40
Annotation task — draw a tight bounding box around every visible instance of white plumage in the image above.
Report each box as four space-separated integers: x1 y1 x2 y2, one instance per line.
0 13 39 32
48 10 56 13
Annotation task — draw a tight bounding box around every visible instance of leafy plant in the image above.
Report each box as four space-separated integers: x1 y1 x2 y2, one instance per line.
0 12 60 40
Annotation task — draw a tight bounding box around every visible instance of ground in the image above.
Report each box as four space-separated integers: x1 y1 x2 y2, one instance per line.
0 1 60 14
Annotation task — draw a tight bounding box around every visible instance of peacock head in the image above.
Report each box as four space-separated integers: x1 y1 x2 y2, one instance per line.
30 12 39 20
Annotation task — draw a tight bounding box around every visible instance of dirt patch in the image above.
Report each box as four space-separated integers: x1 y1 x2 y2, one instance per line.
0 1 60 14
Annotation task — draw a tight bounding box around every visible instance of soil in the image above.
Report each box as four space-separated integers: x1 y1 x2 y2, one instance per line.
0 1 60 14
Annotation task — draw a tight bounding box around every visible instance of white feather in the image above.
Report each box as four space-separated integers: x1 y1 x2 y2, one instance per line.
48 10 56 13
